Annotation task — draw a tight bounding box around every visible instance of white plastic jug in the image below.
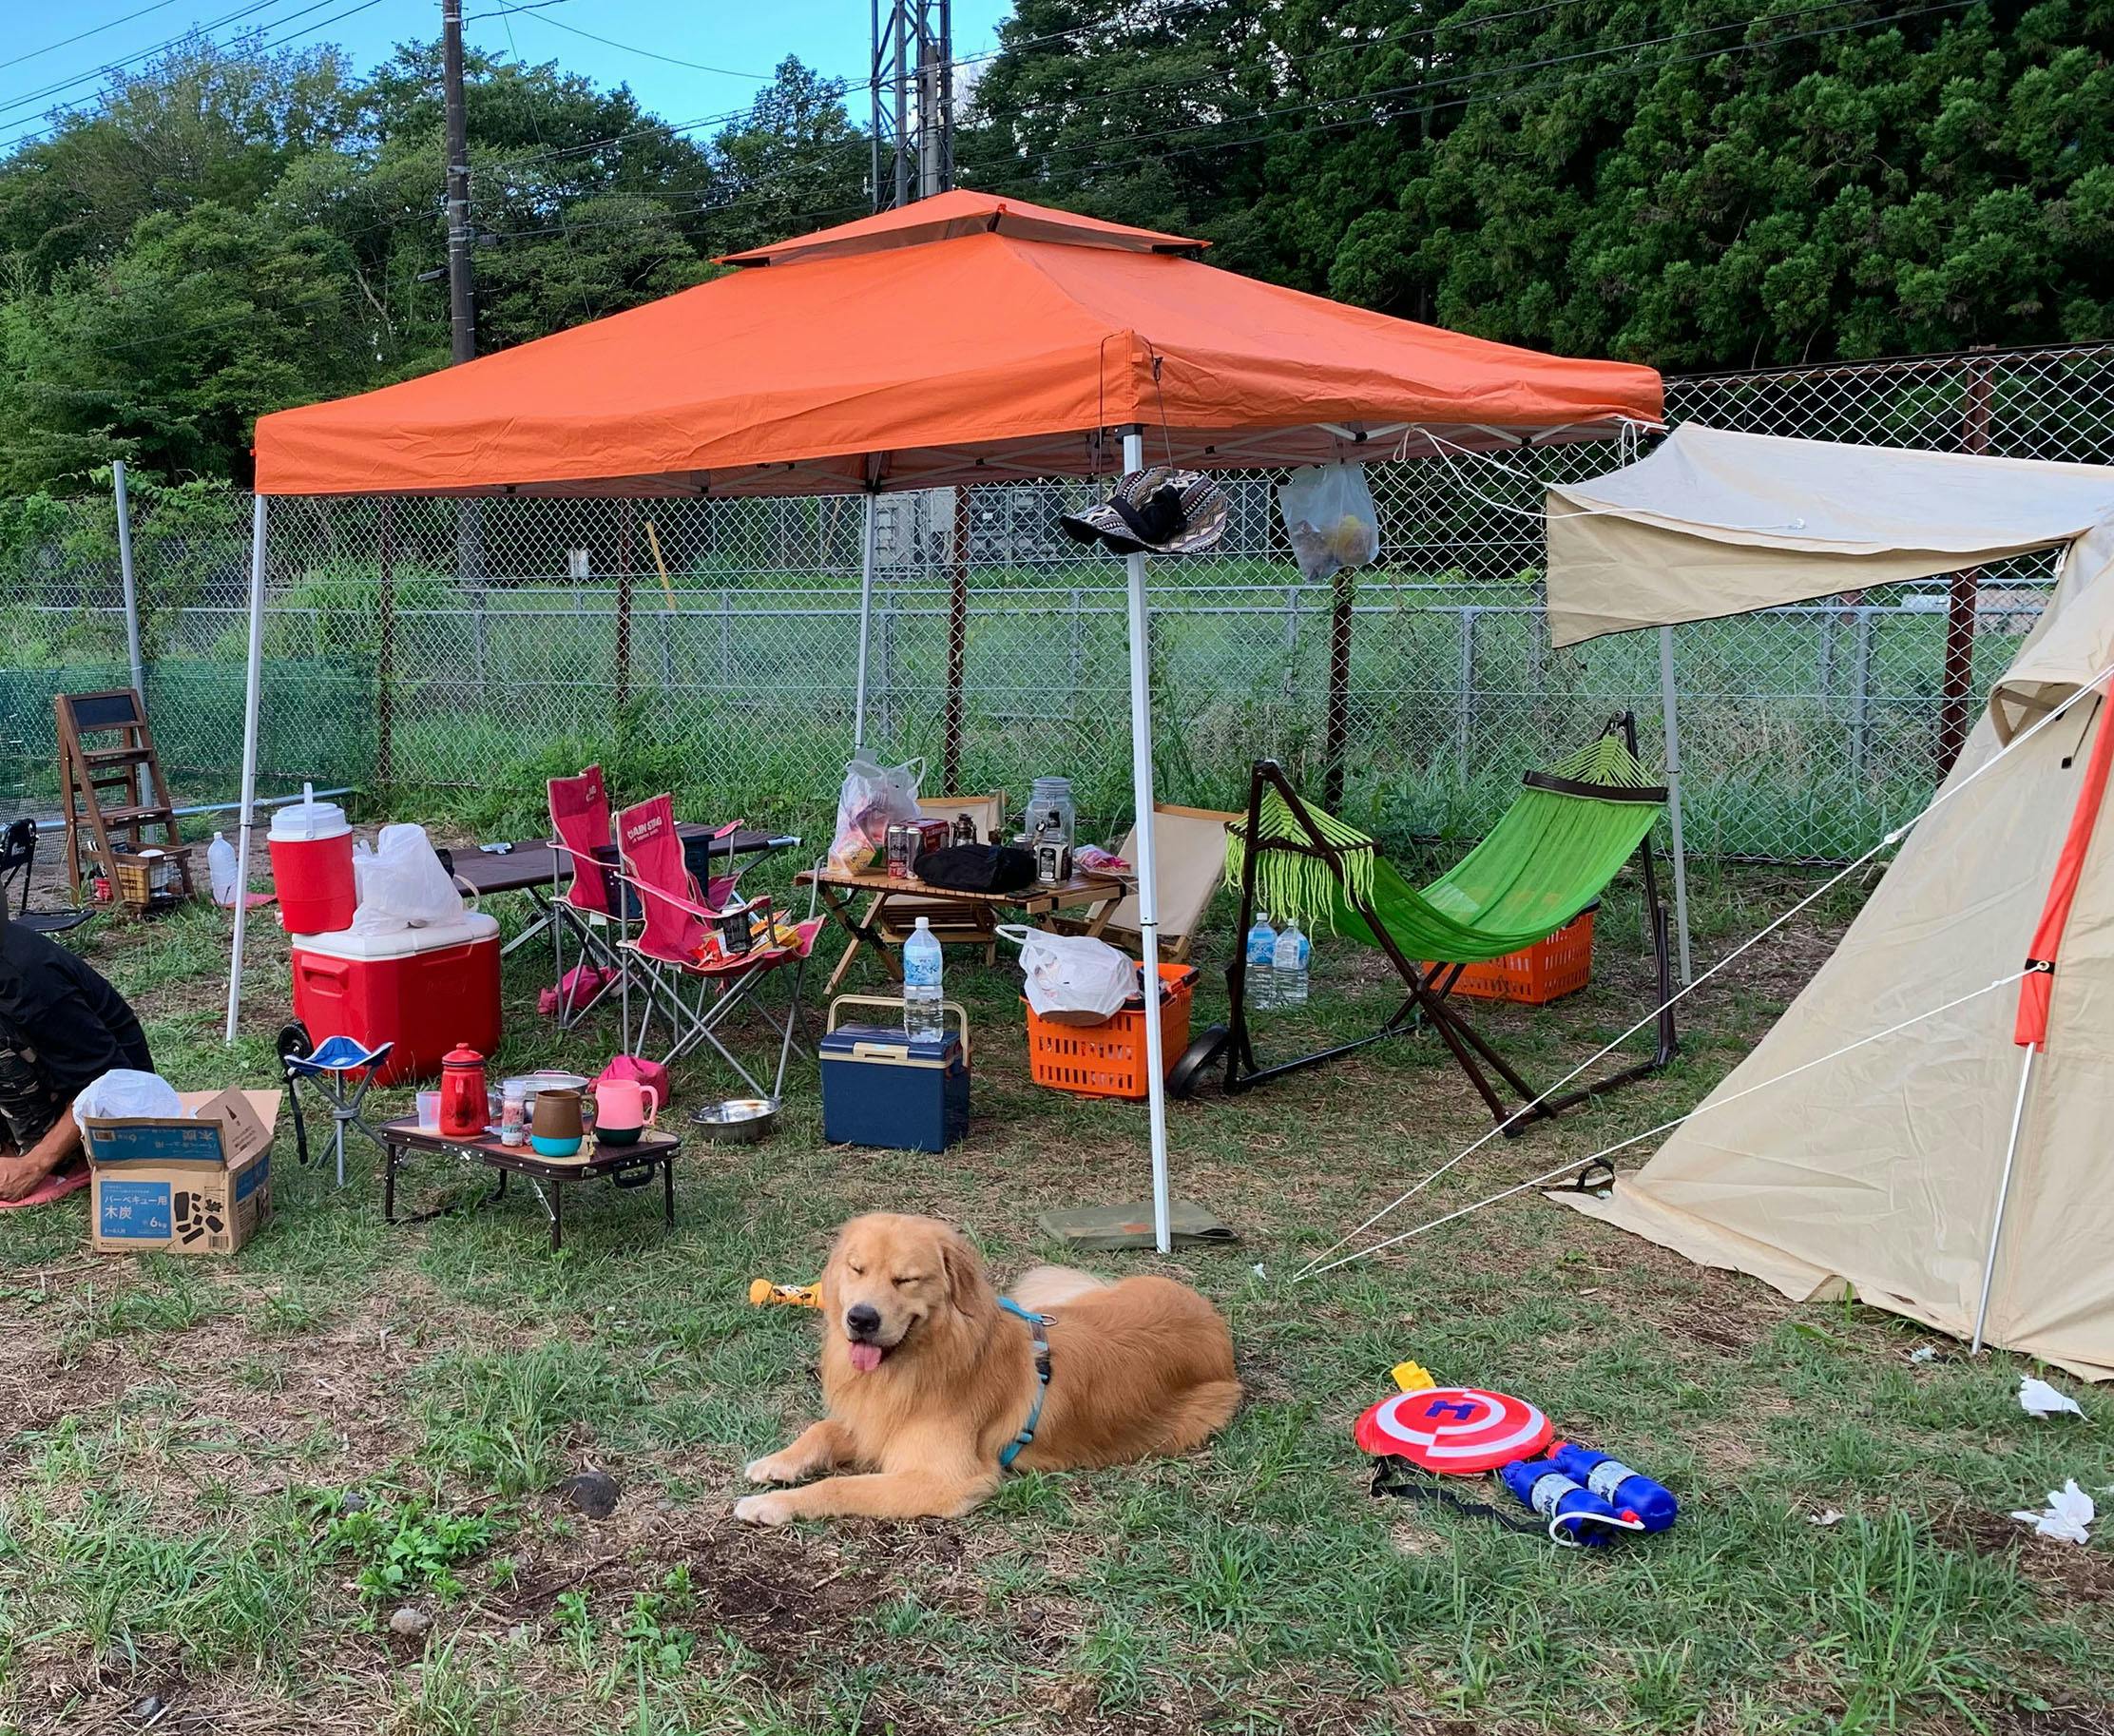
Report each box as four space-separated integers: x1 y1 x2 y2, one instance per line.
207 833 239 907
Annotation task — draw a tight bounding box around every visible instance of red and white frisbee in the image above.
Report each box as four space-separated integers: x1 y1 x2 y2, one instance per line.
1353 1386 1552 1474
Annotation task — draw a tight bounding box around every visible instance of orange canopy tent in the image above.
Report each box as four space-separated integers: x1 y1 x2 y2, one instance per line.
230 191 1663 1250
254 190 1660 498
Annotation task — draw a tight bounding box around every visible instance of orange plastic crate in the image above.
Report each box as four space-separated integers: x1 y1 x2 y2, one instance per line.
1428 909 1595 1006
1026 963 1197 1099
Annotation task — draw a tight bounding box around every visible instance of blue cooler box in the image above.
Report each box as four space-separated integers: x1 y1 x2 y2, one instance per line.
820 996 970 1152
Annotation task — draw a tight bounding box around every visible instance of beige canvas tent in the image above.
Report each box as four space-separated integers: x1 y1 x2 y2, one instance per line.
1543 427 2114 1379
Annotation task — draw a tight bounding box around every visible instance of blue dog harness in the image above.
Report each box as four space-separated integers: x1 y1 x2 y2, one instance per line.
996 1297 1053 1468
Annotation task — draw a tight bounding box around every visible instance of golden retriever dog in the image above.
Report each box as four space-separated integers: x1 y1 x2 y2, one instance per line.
734 1212 1240 1525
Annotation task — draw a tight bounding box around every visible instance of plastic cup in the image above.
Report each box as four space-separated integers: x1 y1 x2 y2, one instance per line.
416 1090 441 1129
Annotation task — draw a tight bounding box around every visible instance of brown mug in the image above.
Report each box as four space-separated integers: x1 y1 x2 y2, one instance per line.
529 1089 585 1156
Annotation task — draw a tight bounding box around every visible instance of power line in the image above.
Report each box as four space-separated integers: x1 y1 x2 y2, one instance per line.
0 1 192 76
0 0 392 152
481 0 1598 194
966 0 1984 188
509 9 775 82
0 0 320 125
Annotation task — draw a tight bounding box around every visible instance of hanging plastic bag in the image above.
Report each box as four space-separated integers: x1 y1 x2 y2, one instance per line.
351 823 464 933
828 751 925 876
997 924 1135 1027
1278 462 1379 583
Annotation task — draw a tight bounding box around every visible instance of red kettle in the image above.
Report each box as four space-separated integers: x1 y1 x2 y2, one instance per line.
438 1042 489 1139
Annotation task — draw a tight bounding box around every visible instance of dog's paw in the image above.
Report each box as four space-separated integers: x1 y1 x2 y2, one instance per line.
743 1454 803 1484
734 1493 796 1528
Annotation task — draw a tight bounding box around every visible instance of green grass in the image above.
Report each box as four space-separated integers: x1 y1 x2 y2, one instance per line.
0 865 2108 1732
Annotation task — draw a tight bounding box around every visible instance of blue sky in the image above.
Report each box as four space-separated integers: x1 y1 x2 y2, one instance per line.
0 0 1015 151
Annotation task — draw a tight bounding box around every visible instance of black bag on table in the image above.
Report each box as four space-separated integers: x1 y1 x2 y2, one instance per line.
913 844 1036 894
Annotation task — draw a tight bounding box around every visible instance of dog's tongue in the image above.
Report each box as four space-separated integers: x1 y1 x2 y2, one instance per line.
848 1342 884 1373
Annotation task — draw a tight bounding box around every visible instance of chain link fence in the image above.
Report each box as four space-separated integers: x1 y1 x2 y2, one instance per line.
4 343 2110 859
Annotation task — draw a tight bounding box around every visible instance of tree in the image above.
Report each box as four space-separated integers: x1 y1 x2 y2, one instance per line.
0 201 365 488
961 0 2114 364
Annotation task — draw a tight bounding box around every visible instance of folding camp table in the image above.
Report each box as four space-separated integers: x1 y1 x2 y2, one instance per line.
378 1117 682 1253
796 865 1128 993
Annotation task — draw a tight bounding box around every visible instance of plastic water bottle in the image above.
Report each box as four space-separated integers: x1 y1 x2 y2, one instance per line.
1245 910 1278 1011
903 916 945 1041
207 832 239 907
1498 1458 1630 1546
1548 1441 1679 1533
1273 917 1311 1007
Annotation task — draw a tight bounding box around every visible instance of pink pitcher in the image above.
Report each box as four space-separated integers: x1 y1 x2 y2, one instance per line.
593 1074 659 1147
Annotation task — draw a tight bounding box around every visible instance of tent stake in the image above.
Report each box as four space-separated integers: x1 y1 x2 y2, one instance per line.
1123 430 1172 1255
225 493 269 1044
853 492 877 749
1972 1043 2037 1353
1657 626 1693 985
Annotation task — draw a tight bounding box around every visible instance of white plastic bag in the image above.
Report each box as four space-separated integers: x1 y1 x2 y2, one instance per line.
828 751 924 876
351 823 463 934
1278 462 1379 583
72 1069 183 1129
998 924 1134 1027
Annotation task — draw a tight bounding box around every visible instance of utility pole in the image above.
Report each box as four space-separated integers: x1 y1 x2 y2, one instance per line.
873 0 951 209
442 0 474 363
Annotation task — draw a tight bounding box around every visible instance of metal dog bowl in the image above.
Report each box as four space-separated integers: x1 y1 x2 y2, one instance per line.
691 1096 779 1144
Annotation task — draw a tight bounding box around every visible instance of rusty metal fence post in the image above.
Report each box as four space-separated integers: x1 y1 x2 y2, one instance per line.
1322 566 1355 808
616 502 635 712
943 487 969 790
376 499 395 794
1937 352 1995 774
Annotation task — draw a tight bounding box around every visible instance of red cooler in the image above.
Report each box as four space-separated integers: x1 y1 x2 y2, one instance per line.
290 913 501 1085
270 786 356 936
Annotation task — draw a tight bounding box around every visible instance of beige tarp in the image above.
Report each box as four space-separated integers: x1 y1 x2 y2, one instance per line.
1559 456 2114 1375
1545 424 2114 647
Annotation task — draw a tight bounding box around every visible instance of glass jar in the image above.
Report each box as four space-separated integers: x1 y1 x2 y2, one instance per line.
1025 776 1076 848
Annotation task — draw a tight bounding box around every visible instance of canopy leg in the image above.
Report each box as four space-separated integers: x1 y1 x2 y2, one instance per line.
1657 627 1693 986
1972 1044 2037 1353
1123 431 1172 1255
225 494 269 1044
852 491 877 750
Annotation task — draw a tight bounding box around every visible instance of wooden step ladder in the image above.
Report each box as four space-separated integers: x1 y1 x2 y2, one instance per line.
55 689 196 910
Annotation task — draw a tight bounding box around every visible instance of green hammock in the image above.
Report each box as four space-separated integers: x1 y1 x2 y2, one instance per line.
1227 734 1665 967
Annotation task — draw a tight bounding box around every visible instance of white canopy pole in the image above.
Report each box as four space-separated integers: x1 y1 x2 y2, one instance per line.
852 491 878 748
113 459 144 702
1657 626 1694 986
224 493 269 1043
1121 430 1173 1254
1972 1043 2038 1352
112 459 148 808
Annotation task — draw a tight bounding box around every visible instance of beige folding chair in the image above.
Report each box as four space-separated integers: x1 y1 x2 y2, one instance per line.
1089 803 1238 963
873 791 1009 964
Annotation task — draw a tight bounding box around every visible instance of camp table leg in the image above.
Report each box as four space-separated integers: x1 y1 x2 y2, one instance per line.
662 1153 675 1228
821 884 901 993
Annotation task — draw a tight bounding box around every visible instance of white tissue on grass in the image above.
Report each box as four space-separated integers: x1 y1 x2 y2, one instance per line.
1808 1508 1844 1528
1908 1346 1938 1364
2019 1376 2085 1418
2011 1480 2094 1545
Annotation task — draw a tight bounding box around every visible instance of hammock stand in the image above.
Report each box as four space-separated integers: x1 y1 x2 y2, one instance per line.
1182 714 1678 1130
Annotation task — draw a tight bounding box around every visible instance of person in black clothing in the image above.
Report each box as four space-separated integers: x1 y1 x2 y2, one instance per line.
0 914 151 1201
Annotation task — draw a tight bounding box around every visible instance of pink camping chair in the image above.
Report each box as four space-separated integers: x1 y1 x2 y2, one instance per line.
611 794 823 1095
545 765 627 1028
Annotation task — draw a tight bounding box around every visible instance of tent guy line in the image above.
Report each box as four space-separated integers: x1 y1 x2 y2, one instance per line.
1414 428 1807 533
1299 966 2035 1281
1291 653 2114 1282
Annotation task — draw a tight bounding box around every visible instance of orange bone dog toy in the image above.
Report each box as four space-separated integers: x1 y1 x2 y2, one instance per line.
747 1279 821 1309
